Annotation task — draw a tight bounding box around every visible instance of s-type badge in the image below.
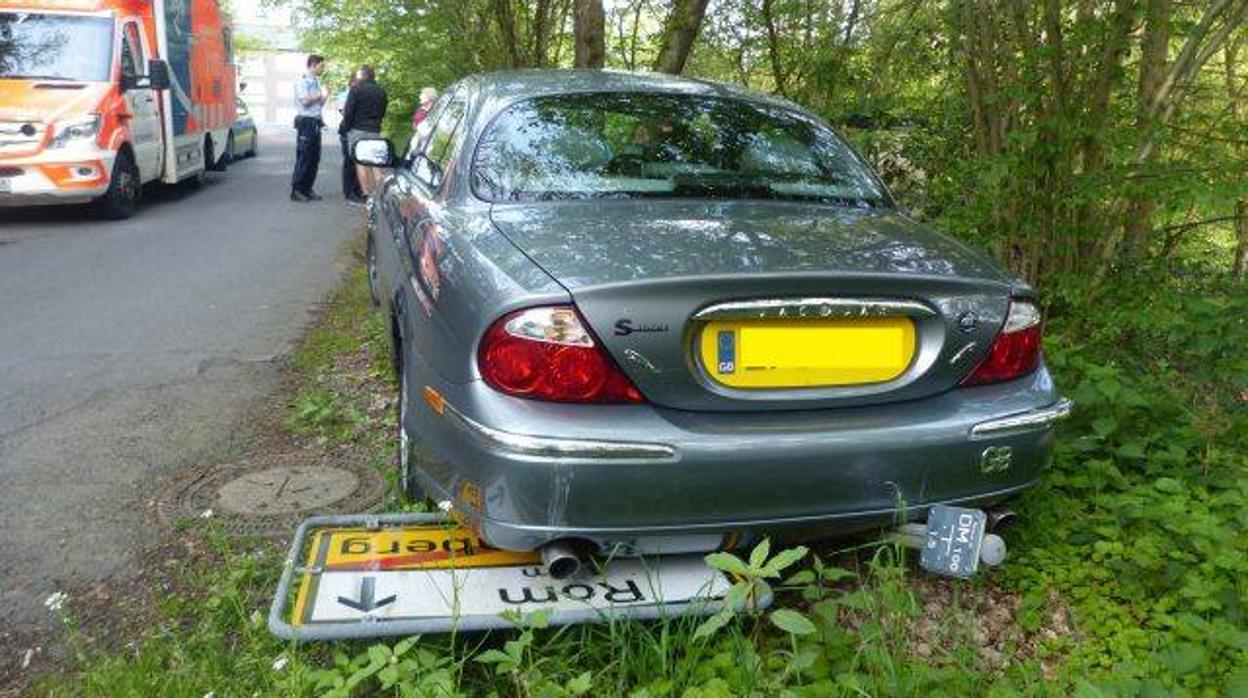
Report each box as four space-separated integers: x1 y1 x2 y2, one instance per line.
614 319 670 336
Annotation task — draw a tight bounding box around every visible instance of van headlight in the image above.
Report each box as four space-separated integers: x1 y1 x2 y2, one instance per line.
49 115 102 149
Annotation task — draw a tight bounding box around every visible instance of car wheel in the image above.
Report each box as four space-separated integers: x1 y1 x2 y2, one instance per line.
224 132 236 164
366 232 381 309
95 151 139 219
397 364 426 502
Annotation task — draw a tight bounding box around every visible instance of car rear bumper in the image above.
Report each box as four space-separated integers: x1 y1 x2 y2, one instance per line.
0 153 113 205
406 363 1068 552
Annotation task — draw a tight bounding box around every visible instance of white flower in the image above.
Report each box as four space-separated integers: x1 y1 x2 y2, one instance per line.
200 509 214 519
271 654 289 672
437 500 453 512
203 692 215 698
43 592 68 612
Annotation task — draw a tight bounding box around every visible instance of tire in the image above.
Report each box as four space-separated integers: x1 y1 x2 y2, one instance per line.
397 364 426 502
205 136 227 173
95 151 139 219
366 232 381 309
224 132 236 165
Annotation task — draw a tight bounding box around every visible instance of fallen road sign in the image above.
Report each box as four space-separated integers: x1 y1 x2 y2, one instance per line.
268 513 751 641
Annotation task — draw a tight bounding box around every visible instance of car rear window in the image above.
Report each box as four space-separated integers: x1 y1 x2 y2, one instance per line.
471 92 889 206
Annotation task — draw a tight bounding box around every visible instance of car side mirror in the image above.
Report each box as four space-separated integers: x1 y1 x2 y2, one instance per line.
148 60 171 90
353 138 396 167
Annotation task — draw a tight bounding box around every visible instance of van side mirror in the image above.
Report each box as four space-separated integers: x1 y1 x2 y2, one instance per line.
148 59 171 90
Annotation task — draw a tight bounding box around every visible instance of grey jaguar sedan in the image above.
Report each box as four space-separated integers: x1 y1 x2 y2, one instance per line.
357 70 1070 571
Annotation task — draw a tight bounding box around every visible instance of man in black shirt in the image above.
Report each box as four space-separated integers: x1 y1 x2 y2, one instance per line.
338 65 388 201
338 76 364 203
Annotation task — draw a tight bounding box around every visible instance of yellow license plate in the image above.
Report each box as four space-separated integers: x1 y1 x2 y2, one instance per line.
699 317 916 388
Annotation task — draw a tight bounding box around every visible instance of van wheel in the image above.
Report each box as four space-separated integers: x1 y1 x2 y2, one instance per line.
96 152 139 219
205 136 225 172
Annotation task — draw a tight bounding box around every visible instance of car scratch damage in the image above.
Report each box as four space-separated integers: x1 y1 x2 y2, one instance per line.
546 463 573 528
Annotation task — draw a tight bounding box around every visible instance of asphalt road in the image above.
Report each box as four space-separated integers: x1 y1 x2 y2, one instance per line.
0 130 358 632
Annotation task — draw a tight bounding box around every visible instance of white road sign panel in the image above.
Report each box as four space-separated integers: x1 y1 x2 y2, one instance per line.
304 558 732 625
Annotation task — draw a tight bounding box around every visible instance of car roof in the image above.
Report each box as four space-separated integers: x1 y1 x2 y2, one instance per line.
459 69 795 111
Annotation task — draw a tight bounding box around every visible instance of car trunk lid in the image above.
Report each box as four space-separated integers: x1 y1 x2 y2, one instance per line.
489 200 1020 411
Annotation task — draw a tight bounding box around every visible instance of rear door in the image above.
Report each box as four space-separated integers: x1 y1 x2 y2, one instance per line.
382 91 470 375
119 19 162 181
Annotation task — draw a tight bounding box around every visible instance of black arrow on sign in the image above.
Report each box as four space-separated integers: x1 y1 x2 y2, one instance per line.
337 577 396 612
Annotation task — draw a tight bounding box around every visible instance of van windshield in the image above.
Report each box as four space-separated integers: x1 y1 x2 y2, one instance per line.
472 92 891 207
0 12 114 83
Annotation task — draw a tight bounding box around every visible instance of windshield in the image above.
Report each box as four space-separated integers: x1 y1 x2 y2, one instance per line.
0 12 114 82
472 92 891 207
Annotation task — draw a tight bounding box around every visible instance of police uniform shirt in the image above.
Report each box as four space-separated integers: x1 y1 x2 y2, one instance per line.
294 72 324 120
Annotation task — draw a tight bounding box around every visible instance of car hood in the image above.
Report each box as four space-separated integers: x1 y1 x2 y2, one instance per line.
488 200 1013 289
0 79 110 124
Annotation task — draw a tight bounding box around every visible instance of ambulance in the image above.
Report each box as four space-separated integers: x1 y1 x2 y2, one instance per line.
0 0 237 218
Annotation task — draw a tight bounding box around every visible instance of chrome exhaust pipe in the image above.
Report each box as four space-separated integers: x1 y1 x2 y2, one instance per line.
540 541 583 580
985 506 1017 532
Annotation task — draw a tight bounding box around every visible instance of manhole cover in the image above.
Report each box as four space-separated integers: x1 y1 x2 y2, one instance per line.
217 465 358 515
155 450 390 536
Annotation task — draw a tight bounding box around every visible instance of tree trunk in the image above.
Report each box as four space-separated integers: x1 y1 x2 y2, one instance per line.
1092 0 1248 284
652 0 710 74
574 0 605 68
761 0 788 96
1235 200 1248 282
1229 40 1247 282
493 0 524 68
1122 0 1172 257
530 0 554 68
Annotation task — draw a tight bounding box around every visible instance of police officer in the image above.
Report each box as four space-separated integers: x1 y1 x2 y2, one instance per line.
291 54 328 202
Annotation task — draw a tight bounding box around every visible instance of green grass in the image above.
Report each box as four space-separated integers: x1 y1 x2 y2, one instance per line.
33 235 1247 696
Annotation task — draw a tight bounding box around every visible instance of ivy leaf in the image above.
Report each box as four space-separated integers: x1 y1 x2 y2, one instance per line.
566 670 593 696
705 552 750 577
749 538 772 570
761 546 809 577
783 570 816 586
692 610 732 640
770 608 817 635
366 644 390 666
474 649 513 666
1160 643 1208 675
1117 441 1147 459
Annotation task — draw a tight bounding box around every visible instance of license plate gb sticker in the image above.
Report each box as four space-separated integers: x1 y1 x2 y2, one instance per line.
716 329 735 375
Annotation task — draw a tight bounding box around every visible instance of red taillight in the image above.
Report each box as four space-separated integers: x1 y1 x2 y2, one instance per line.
478 306 645 404
960 301 1043 387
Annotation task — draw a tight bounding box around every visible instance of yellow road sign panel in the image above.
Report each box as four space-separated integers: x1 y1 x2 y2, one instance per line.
271 514 748 639
316 524 538 571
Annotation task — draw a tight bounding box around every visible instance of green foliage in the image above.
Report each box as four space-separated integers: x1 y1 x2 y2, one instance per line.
695 538 809 640
1003 267 1248 693
288 386 365 441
